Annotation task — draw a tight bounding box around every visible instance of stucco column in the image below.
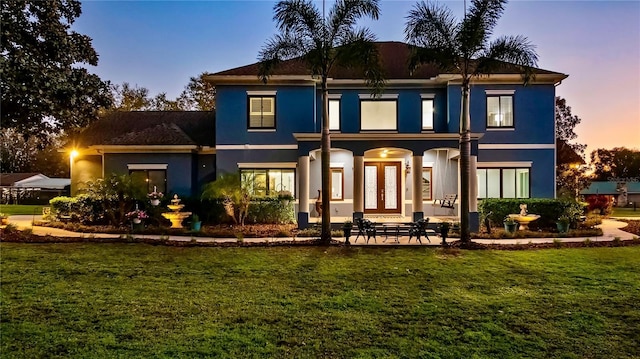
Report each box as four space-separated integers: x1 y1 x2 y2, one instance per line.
353 155 364 220
297 155 310 229
469 155 479 231
412 155 424 221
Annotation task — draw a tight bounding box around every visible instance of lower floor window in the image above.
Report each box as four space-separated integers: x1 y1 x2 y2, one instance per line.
330 168 344 200
241 169 295 197
129 169 167 193
477 168 529 198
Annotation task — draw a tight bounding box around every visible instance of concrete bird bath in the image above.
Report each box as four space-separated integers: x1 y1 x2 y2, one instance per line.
162 194 191 229
508 204 540 231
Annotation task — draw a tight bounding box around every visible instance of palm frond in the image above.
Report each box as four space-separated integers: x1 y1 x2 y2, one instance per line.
258 33 308 83
274 0 323 44
333 28 385 96
328 0 380 46
475 35 538 83
404 1 459 72
457 0 506 58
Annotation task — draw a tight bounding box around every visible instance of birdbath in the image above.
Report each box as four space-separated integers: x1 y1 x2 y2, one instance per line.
508 204 540 231
161 194 191 229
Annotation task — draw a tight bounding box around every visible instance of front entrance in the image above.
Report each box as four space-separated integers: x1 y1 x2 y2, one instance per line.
364 161 401 214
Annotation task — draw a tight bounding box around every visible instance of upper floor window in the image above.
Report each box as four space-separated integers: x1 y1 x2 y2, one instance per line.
329 99 340 131
248 96 275 129
486 93 513 128
360 94 398 130
421 99 434 130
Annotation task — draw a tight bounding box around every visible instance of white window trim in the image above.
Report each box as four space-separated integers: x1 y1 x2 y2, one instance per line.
358 93 398 99
238 162 297 169
485 89 515 95
127 164 168 170
247 90 277 96
329 162 344 168
420 93 436 99
477 161 532 168
328 94 342 99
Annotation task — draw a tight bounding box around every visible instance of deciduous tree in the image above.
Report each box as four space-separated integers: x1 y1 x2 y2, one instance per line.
1 0 111 140
591 147 640 181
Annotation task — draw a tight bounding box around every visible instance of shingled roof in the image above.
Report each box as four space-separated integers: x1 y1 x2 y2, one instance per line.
75 111 215 147
210 41 564 80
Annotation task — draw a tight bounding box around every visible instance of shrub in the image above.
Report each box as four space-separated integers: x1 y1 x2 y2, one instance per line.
246 197 295 224
585 195 614 215
479 198 585 230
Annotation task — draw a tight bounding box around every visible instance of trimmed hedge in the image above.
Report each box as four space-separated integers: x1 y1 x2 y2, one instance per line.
479 198 585 230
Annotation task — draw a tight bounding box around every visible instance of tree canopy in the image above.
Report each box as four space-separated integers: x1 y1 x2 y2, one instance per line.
591 147 640 181
1 0 112 141
555 96 586 164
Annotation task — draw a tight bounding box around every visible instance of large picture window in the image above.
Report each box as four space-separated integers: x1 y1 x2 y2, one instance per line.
241 169 294 197
248 96 275 129
477 168 529 198
361 100 397 130
487 95 513 128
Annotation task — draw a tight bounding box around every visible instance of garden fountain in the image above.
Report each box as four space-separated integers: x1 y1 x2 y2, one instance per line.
162 194 191 229
508 204 540 231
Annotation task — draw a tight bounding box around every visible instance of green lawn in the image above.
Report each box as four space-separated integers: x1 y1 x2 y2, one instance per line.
0 204 44 215
612 207 640 218
2 244 639 358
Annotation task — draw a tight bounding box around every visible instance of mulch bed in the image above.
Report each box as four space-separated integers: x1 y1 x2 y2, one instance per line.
2 228 639 250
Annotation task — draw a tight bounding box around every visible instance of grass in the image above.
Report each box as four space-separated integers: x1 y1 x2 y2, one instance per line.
611 207 640 218
0 204 44 216
2 244 639 358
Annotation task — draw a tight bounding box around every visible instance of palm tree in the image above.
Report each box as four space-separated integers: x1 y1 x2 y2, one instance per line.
259 0 385 244
405 0 538 242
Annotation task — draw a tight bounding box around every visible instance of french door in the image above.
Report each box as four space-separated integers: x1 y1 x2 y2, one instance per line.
364 162 401 214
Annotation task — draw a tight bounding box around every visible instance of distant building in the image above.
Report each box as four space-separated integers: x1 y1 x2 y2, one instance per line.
0 173 70 204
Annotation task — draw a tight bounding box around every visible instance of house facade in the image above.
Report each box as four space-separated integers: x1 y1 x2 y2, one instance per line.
205 42 567 229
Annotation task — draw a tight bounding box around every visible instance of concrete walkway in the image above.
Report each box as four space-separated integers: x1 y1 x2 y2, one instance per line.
2 215 637 246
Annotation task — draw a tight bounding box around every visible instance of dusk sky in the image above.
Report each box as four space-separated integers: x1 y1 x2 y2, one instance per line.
73 0 640 157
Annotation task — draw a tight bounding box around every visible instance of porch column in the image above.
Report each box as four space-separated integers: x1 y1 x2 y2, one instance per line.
469 155 479 231
412 155 424 221
297 155 310 229
353 155 364 220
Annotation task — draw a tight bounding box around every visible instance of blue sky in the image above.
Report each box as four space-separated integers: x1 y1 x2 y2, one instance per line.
74 0 640 154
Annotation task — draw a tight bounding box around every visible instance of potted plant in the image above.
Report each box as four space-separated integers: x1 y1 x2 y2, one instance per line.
126 209 148 224
0 213 8 225
148 190 164 206
342 220 353 245
191 213 202 232
557 215 571 234
503 217 518 234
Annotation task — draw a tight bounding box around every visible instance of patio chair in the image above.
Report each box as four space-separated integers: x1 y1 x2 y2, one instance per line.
409 217 431 244
355 218 376 244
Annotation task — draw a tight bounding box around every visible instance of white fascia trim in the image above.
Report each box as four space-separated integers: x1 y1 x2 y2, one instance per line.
328 94 342 99
247 90 277 96
420 93 436 99
330 162 344 168
216 144 298 150
478 161 532 168
479 144 555 150
127 164 168 170
358 94 398 100
294 133 484 141
485 89 516 95
238 162 297 169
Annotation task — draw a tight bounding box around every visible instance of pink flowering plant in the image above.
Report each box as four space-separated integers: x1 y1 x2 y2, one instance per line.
126 209 149 220
147 191 164 200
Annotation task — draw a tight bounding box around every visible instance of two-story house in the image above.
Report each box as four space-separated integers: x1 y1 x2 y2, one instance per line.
205 41 567 229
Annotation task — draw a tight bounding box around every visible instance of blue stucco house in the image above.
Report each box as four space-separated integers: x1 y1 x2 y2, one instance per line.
204 41 567 228
70 42 566 229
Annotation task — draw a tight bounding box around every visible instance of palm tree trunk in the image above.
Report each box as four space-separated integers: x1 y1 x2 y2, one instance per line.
320 78 331 244
459 80 471 242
